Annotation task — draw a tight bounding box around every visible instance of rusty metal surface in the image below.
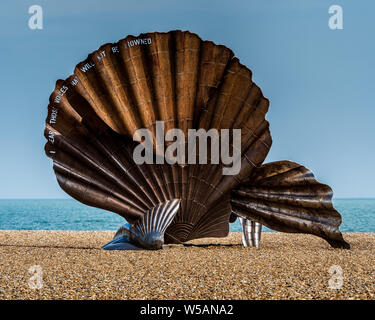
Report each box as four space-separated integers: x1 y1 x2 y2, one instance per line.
44 30 348 249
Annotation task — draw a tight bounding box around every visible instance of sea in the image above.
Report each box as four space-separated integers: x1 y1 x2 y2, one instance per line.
0 199 374 232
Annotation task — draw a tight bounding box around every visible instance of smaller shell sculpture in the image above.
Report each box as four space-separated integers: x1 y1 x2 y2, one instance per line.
102 199 180 250
44 30 350 250
231 161 349 249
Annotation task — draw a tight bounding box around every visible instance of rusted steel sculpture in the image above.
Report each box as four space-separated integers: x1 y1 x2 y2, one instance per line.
44 30 349 250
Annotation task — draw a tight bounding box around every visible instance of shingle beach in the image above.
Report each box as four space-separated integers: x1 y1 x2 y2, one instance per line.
0 231 373 300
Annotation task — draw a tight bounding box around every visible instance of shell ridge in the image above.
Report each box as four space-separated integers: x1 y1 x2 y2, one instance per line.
50 128 151 210
75 58 125 133
91 46 134 135
54 168 144 221
53 160 146 212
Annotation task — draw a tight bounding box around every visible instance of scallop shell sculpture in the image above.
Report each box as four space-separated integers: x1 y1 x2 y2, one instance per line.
44 30 350 250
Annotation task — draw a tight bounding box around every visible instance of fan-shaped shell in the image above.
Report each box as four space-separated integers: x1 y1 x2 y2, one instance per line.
44 30 271 244
231 161 350 248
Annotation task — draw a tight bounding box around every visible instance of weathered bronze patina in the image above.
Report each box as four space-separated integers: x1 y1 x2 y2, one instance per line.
44 30 349 249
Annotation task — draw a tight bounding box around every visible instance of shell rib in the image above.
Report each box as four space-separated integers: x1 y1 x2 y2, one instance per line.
132 199 181 249
231 161 350 249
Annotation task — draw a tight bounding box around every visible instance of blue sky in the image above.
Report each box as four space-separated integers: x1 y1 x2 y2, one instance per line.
0 0 374 198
